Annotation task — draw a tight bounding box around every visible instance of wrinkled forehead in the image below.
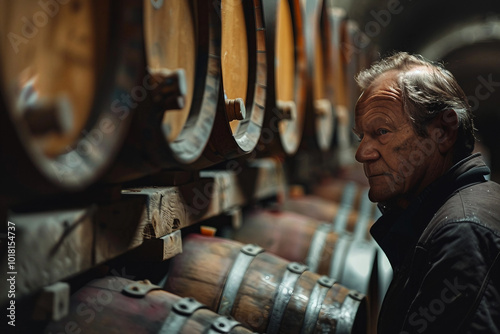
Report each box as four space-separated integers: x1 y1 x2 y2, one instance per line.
355 70 403 116
360 70 401 99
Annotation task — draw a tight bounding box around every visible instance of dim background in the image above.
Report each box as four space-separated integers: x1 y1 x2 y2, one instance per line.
341 0 500 181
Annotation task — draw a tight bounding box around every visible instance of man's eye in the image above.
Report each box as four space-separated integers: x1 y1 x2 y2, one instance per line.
377 128 389 136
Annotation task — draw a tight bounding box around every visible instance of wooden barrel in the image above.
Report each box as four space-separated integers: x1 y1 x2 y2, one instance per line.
144 0 221 166
315 0 339 151
301 0 335 152
99 0 222 182
227 208 377 293
324 6 350 156
312 179 368 211
100 0 226 182
164 234 368 334
285 181 367 234
283 195 360 233
43 277 254 334
134 0 222 173
226 207 379 333
193 0 268 168
342 20 365 145
256 0 308 156
0 0 145 198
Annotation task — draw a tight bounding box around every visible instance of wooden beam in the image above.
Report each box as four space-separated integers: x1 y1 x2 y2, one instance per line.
1 208 94 305
123 158 285 244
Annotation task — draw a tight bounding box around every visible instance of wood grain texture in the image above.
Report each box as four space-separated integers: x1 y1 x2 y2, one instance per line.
283 195 360 232
1 208 94 305
0 195 150 304
164 234 368 333
144 0 196 142
275 0 295 103
0 0 147 197
122 159 285 246
43 277 254 334
230 209 341 275
0 0 105 157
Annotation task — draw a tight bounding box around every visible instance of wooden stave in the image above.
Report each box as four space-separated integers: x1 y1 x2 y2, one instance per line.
0 0 146 199
42 276 254 334
164 234 368 334
256 0 309 157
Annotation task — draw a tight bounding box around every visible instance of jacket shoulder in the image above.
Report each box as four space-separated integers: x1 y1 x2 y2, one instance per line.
420 180 500 244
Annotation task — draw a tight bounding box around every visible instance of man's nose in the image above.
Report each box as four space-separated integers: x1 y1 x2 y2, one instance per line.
355 137 379 163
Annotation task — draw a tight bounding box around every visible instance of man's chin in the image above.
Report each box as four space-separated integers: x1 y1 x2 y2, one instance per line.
367 188 398 204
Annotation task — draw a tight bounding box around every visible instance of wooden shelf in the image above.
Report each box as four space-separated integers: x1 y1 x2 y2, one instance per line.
1 158 286 304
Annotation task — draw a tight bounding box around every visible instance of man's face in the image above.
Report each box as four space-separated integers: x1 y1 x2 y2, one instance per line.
354 71 440 206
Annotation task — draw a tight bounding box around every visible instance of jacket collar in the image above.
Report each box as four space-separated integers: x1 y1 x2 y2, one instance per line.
370 153 490 270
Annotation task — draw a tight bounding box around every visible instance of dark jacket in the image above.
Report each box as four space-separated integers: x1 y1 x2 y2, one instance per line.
371 153 500 333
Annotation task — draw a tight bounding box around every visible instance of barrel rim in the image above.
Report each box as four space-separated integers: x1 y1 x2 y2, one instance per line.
225 0 267 154
167 0 221 164
0 0 145 196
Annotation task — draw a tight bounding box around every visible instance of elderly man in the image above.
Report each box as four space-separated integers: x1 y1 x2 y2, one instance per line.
353 52 500 333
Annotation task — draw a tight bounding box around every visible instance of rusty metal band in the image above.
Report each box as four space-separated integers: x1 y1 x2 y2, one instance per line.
332 181 357 233
218 244 265 316
160 297 207 333
329 235 352 280
306 223 330 273
204 315 242 334
336 291 364 334
267 262 309 334
300 276 336 334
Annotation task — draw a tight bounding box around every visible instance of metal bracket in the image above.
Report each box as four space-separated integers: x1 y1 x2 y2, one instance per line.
160 297 207 333
287 262 309 275
122 279 162 298
172 297 206 316
241 244 265 256
348 290 364 301
208 316 241 334
318 275 336 288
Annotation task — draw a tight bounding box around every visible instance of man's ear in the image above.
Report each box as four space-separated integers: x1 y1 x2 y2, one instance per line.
428 109 458 154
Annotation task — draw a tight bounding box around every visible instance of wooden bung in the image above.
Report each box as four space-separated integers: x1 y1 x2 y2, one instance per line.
43 277 254 334
164 234 368 334
144 0 196 143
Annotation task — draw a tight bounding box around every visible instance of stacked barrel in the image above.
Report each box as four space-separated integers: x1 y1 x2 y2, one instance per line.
0 0 376 199
224 178 393 332
0 0 383 333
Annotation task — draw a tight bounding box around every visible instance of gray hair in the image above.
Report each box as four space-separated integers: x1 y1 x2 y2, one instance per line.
356 51 475 162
